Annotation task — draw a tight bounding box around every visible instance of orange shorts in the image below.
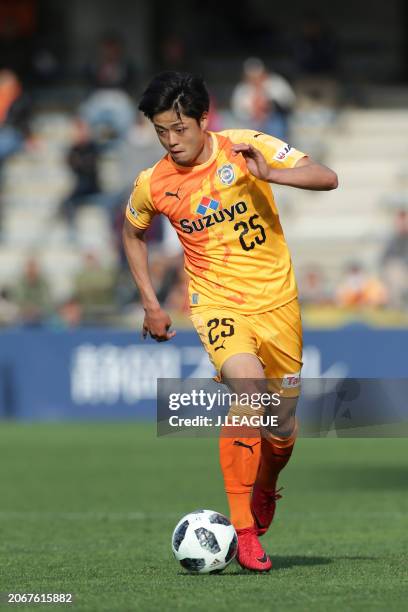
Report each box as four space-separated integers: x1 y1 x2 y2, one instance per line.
190 298 303 397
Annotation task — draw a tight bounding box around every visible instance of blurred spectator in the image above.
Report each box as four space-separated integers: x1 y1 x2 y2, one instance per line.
80 93 135 148
111 192 169 277
161 34 187 71
115 267 139 311
50 296 83 329
0 0 37 78
113 209 183 309
112 248 184 314
381 210 408 309
31 43 61 85
294 12 338 76
231 58 296 141
112 198 132 273
293 12 340 108
382 210 408 264
80 33 136 145
74 252 116 321
336 263 388 308
149 252 182 304
207 96 223 132
85 33 136 92
164 266 189 314
160 218 183 258
59 119 105 230
298 266 332 305
0 287 19 326
0 69 31 163
14 257 52 326
127 112 159 149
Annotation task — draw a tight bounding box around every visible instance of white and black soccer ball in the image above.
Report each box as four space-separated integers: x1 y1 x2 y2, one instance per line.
171 509 238 574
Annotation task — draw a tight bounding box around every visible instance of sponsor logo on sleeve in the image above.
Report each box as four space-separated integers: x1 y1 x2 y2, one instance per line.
281 371 301 389
273 144 292 162
127 196 138 218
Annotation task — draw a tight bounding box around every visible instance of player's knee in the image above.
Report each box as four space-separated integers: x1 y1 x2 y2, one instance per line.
264 415 296 437
224 372 269 422
264 396 299 437
228 399 264 421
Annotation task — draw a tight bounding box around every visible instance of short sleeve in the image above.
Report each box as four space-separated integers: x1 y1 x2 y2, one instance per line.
251 132 306 168
221 129 307 169
125 169 157 229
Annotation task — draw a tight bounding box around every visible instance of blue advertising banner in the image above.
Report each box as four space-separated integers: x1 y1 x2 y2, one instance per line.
0 326 406 421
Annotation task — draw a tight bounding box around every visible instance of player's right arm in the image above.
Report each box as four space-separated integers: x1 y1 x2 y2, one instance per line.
122 170 176 342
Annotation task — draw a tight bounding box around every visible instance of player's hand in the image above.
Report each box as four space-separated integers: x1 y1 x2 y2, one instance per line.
142 307 176 342
232 143 271 181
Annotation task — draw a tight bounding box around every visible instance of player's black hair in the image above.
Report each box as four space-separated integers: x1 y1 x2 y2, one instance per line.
138 71 210 123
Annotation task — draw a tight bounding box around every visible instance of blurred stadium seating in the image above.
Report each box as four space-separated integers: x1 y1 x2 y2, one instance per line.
1 103 408 327
0 0 408 421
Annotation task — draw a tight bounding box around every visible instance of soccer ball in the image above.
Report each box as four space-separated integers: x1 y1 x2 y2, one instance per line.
171 509 238 574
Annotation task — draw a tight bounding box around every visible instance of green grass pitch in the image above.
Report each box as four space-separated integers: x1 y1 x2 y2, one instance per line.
0 423 407 611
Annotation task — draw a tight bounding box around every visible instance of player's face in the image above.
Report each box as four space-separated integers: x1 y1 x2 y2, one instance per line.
152 109 209 166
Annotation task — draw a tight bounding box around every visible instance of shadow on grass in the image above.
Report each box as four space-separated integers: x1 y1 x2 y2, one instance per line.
268 555 332 570
177 556 331 577
271 554 376 570
178 554 378 576
227 555 332 574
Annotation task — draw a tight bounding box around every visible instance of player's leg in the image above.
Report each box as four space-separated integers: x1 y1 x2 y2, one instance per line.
220 353 272 571
251 412 298 536
190 310 263 528
190 310 272 570
219 353 265 530
251 299 303 536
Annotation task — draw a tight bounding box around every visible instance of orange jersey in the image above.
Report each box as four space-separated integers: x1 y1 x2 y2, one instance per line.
125 129 306 314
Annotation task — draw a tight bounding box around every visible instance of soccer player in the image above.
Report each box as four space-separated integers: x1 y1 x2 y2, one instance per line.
123 72 338 572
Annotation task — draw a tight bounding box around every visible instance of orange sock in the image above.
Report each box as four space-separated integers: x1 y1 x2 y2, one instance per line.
219 428 261 529
255 426 297 492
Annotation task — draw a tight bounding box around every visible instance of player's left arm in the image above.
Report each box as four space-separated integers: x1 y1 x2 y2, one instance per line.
278 154 338 190
232 143 338 191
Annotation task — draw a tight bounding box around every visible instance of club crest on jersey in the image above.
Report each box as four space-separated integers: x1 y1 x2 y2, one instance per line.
196 196 219 215
217 163 235 185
